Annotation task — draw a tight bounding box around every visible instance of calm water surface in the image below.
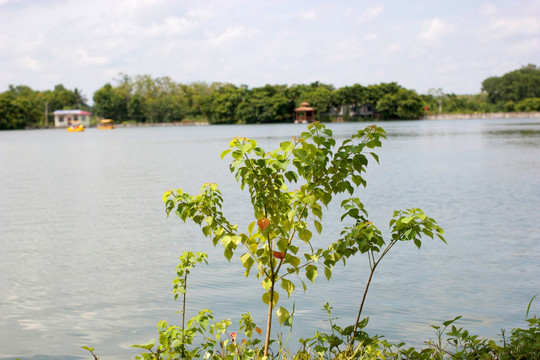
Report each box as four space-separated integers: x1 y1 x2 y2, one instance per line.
1 119 539 359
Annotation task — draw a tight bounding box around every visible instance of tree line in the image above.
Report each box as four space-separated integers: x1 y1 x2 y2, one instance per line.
1 64 539 130
0 84 87 130
91 76 426 125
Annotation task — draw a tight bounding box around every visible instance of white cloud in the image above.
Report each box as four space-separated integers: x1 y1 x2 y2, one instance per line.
300 9 317 20
419 17 455 42
147 16 193 37
488 16 540 38
478 2 499 16
0 1 538 97
363 33 378 42
207 25 259 46
356 5 384 24
382 43 402 56
0 0 20 5
76 49 108 66
186 7 215 21
22 57 39 71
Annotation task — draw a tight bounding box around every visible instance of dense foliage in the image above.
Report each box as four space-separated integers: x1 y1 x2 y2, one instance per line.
159 123 446 357
482 64 540 106
2 64 539 129
0 84 88 130
90 76 427 125
422 64 540 115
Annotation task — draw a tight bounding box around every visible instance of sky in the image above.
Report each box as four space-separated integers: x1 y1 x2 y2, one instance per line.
0 0 539 103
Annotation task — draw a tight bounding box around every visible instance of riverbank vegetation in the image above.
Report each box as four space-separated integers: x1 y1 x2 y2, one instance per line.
81 123 538 359
1 64 539 130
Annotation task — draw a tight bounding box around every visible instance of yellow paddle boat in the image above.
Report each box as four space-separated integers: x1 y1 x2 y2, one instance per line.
97 119 115 130
67 122 85 132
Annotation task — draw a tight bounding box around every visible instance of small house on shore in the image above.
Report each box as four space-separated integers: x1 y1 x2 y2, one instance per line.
53 110 91 128
294 102 315 123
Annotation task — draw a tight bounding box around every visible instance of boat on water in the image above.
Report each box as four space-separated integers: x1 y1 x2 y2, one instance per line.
97 119 115 130
67 123 85 132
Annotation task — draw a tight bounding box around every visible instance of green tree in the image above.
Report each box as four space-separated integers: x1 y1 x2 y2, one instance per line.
516 97 540 111
0 92 27 129
164 123 445 356
482 64 540 104
377 88 425 119
182 82 213 119
235 85 294 124
204 84 244 124
46 84 87 111
92 83 128 121
334 84 368 120
297 86 335 120
6 85 45 127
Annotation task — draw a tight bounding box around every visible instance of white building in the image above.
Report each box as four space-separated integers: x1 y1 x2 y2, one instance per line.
53 110 91 127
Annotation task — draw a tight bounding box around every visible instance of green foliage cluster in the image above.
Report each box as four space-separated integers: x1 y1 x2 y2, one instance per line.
422 64 540 114
90 76 427 125
157 123 446 357
482 64 540 106
84 310 540 360
1 78 426 129
0 84 87 130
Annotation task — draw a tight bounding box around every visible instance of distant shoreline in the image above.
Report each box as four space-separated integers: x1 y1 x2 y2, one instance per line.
22 112 540 130
422 111 540 120
114 121 210 127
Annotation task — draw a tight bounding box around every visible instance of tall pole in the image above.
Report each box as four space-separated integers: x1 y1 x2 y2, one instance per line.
45 101 49 127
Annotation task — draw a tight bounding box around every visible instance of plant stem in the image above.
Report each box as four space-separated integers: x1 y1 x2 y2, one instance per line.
182 272 187 331
264 281 274 357
352 260 377 337
351 240 398 346
182 271 187 359
264 205 275 357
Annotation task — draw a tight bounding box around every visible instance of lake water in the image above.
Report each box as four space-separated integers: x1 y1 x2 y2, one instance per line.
1 119 539 359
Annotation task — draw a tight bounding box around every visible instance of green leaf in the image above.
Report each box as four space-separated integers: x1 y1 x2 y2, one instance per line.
261 278 272 291
295 149 308 161
299 228 312 242
162 190 172 203
442 316 462 327
276 306 290 325
306 265 318 282
314 219 323 234
285 171 298 182
220 149 231 159
280 141 294 152
401 216 413 224
262 290 279 305
287 209 297 222
240 252 254 277
281 278 295 297
303 194 316 205
248 221 256 235
324 266 332 280
132 339 155 350
321 192 332 206
526 293 538 318
224 246 233 261
81 346 94 352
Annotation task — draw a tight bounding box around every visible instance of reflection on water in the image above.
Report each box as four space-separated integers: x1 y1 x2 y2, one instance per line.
487 129 540 136
1 118 539 359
